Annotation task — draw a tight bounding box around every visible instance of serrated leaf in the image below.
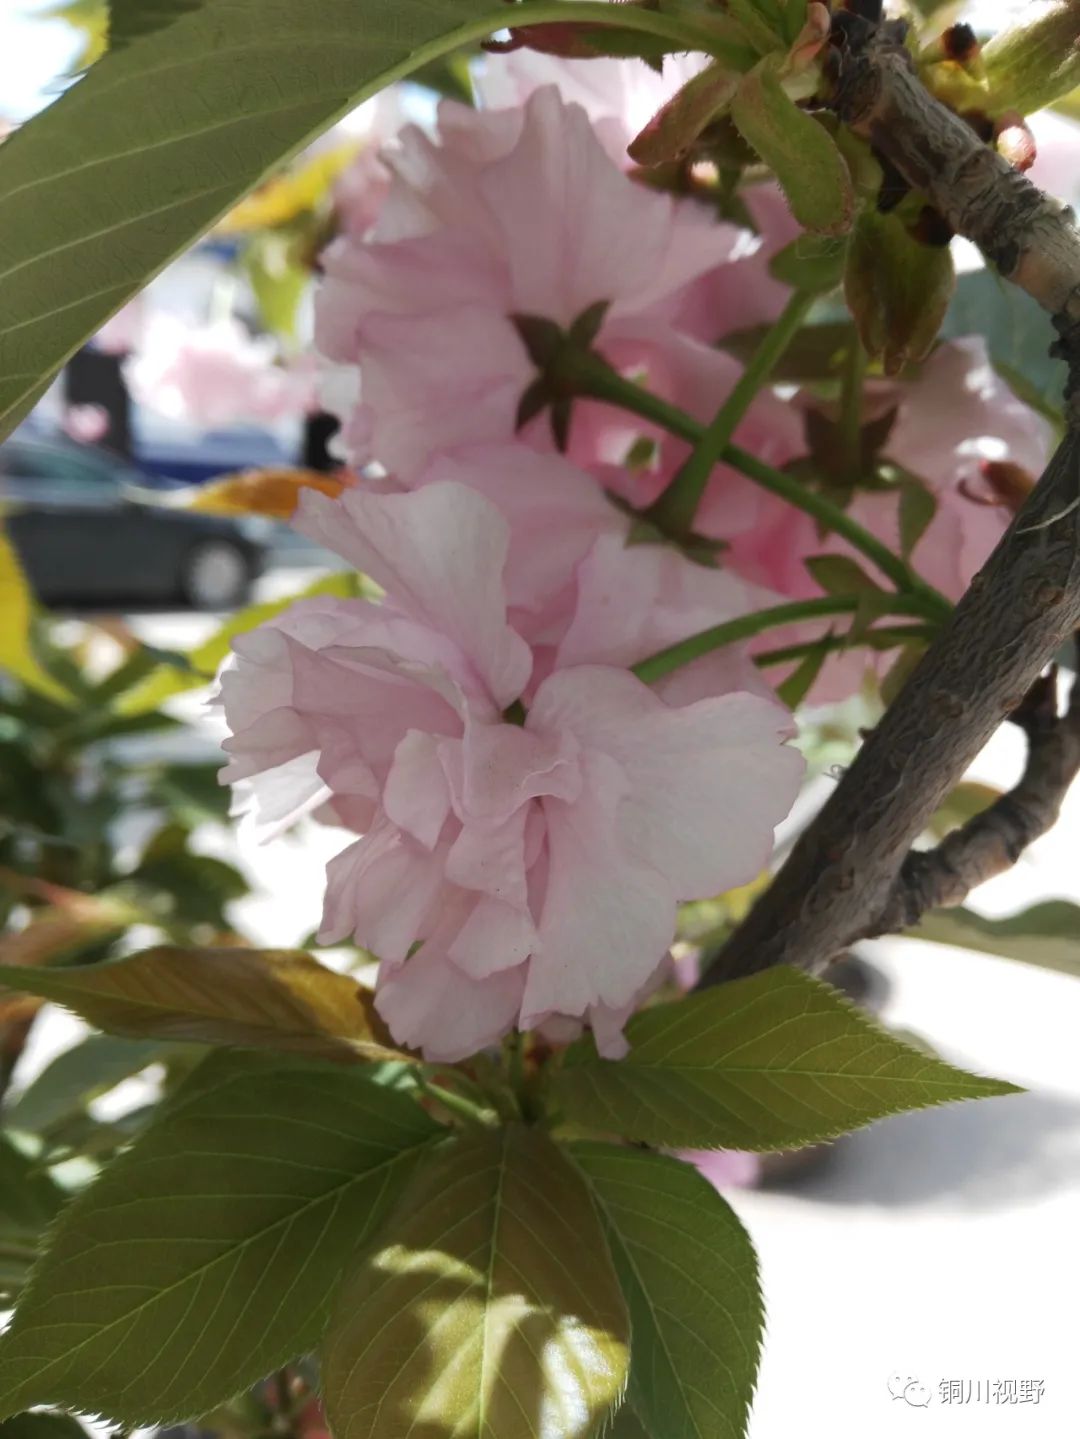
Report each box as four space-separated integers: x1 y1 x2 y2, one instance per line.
912 902 1080 979
844 208 955 374
554 968 1019 1150
0 1053 443 1424
0 946 408 1063
0 0 541 439
5 1035 165 1135
731 57 853 235
322 1125 630 1439
572 1143 762 1439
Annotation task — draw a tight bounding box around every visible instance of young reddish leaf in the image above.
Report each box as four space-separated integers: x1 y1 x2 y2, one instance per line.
731 56 854 235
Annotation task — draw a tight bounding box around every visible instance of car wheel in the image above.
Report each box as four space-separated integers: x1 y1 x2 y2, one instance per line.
180 540 252 610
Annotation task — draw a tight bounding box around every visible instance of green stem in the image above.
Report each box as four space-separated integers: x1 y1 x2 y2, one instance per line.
754 625 935 668
631 596 938 686
646 288 815 534
565 352 952 618
839 332 868 483
414 1074 497 1129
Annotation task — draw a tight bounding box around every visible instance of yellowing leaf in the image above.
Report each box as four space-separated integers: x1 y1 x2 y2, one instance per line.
0 529 73 703
323 1126 630 1439
731 56 853 235
0 946 410 1063
182 467 349 519
217 142 361 233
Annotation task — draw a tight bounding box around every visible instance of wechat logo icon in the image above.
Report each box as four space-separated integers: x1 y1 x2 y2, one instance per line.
888 1374 933 1408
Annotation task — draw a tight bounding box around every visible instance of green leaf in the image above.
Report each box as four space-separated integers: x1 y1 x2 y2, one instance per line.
572 1143 762 1439
0 1053 443 1424
0 946 409 1063
5 1034 165 1135
0 0 717 437
843 208 955 375
0 1136 67 1237
768 233 847 293
731 57 853 235
898 476 938 559
911 902 1080 979
0 1413 92 1439
776 633 832 709
627 61 741 166
942 267 1067 419
984 1 1080 115
108 0 207 46
554 968 1019 1150
606 1404 654 1438
804 554 886 597
322 1125 630 1439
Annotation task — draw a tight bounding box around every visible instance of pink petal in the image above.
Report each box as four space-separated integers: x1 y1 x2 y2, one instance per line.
294 482 532 709
530 666 803 899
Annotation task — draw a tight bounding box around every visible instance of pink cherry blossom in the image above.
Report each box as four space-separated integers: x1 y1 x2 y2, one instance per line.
316 85 734 479
127 314 316 428
219 481 804 1060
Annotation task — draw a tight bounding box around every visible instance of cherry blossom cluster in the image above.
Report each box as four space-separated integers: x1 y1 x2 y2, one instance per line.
219 56 1052 1060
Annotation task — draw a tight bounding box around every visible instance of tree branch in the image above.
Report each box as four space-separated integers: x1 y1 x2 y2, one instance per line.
704 15 1080 985
870 668 1080 937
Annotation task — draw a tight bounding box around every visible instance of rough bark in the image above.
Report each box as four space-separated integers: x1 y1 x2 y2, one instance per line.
705 17 1080 984
871 669 1080 936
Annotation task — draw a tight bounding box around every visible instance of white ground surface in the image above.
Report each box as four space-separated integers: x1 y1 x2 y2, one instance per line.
12 568 1080 1439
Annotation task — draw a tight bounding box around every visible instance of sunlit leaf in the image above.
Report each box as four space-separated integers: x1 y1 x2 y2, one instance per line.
573 1143 762 1439
0 946 409 1063
0 1053 443 1424
322 1125 630 1439
555 967 1018 1150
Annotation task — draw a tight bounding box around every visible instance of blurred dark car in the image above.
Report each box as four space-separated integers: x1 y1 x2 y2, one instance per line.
0 437 268 609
